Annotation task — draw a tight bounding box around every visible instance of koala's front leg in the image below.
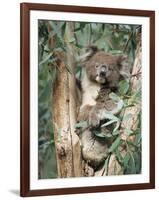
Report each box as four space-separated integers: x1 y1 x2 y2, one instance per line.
89 103 104 127
76 105 93 135
77 105 93 122
89 99 123 127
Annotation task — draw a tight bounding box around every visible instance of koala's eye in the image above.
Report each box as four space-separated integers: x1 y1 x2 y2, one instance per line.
95 65 98 69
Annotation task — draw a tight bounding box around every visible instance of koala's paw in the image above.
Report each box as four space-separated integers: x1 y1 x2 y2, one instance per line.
83 162 94 177
89 111 100 127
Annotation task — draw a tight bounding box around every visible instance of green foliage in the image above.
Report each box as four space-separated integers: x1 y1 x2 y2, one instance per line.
101 112 121 134
104 80 141 174
119 80 130 95
109 136 121 153
38 19 141 178
38 21 58 179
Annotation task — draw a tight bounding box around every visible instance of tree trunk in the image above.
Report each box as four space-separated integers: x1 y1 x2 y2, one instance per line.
52 22 82 178
108 41 142 174
120 42 141 142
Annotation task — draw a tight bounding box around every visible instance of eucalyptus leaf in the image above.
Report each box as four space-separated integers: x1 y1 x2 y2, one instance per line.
39 52 53 66
109 136 121 153
125 129 134 136
104 155 111 175
113 120 120 132
39 81 51 102
101 111 121 134
133 152 141 173
94 132 113 138
119 80 129 95
69 38 76 43
129 154 136 174
115 149 123 163
109 92 121 102
109 50 123 55
102 113 119 121
101 119 117 127
123 152 131 168
112 130 120 136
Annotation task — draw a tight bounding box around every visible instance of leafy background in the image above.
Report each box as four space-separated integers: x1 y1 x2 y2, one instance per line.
38 20 141 179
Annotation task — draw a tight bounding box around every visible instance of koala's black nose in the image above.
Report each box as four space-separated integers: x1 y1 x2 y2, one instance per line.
100 71 106 77
100 65 107 77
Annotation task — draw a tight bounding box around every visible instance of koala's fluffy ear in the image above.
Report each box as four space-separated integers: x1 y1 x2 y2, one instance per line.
118 55 131 79
78 45 98 63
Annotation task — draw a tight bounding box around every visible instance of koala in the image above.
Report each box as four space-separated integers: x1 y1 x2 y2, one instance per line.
78 87 124 170
78 46 129 127
76 46 130 172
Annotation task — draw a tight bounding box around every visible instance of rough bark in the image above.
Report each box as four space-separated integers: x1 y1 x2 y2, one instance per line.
65 22 82 177
52 22 82 178
120 42 141 142
107 42 142 174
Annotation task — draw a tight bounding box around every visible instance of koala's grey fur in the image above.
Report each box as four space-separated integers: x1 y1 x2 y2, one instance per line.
77 46 131 171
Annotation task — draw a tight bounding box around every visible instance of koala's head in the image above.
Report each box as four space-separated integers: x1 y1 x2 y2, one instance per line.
81 46 130 88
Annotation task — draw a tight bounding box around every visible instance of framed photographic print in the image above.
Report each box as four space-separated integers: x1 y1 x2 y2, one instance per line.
20 3 155 197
